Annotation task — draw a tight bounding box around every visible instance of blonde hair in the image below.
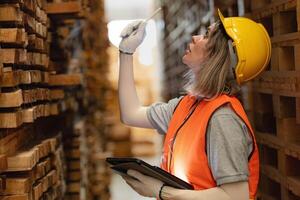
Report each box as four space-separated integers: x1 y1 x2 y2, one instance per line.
184 21 240 99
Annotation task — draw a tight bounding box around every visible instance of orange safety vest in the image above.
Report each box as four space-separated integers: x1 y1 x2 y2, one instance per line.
161 94 259 199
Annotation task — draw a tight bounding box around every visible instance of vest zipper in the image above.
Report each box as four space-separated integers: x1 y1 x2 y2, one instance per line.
168 98 201 171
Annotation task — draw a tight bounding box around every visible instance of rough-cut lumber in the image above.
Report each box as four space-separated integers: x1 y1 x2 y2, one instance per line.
0 49 27 64
45 1 81 14
0 111 23 128
67 171 81 181
0 194 30 200
0 69 49 87
50 89 65 100
0 103 58 128
5 137 58 172
66 182 80 193
2 177 31 195
65 149 80 159
0 28 27 46
287 176 300 197
0 89 23 108
28 34 45 51
0 88 56 108
0 125 34 155
49 74 82 86
6 147 38 171
0 4 23 23
0 154 7 172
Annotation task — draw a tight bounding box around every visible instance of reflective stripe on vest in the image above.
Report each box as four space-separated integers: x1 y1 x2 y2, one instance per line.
161 95 259 199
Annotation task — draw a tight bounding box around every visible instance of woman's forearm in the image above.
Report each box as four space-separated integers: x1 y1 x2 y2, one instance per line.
161 181 248 200
161 186 231 200
118 53 152 128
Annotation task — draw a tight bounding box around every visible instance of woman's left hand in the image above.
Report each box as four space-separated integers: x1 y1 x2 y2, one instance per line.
121 169 164 198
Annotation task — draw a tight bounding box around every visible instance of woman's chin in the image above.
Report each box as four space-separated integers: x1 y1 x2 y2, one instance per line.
182 55 188 65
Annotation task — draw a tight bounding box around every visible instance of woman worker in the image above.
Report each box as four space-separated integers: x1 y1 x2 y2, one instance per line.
117 9 271 200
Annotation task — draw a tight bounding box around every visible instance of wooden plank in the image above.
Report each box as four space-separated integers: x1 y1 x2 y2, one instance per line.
33 182 42 200
256 131 282 149
0 70 49 87
67 171 81 181
0 155 7 172
0 88 55 108
271 32 300 46
286 176 300 197
22 88 50 104
45 1 81 14
65 149 80 159
0 111 23 128
67 160 80 170
253 71 300 96
6 147 38 171
23 0 36 14
0 89 23 108
27 34 45 52
66 182 80 193
0 4 23 23
49 89 64 100
2 177 31 195
0 125 34 155
4 137 58 172
0 194 30 200
0 49 27 64
0 28 27 46
251 0 296 19
27 52 48 67
0 103 58 128
285 142 300 160
49 74 82 86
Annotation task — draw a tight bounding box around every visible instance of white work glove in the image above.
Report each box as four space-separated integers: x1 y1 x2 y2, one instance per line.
119 20 147 54
121 169 163 198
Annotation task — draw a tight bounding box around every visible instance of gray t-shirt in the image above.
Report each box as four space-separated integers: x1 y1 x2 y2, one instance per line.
146 96 253 185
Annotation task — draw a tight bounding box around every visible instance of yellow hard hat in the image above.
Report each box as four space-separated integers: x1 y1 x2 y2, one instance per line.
218 9 271 85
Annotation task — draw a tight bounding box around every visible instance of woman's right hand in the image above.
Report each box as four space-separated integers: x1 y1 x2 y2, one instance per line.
119 20 147 54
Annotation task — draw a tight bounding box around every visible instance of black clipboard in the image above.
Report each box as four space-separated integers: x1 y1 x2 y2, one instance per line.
106 157 194 190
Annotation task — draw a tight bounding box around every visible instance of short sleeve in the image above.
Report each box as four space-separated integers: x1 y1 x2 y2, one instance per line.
206 105 253 185
146 96 183 134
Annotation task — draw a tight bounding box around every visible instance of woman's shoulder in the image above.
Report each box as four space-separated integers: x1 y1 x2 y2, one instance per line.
211 103 244 124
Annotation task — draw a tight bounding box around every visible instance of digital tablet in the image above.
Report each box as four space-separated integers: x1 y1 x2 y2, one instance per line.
106 157 194 190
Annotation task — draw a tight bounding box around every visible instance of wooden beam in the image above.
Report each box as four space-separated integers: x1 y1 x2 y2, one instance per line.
0 194 30 200
0 4 23 23
0 111 23 128
66 182 80 193
2 177 31 195
6 147 38 171
0 28 27 46
0 103 59 128
0 89 23 108
49 74 82 86
45 1 81 14
0 155 7 172
5 137 58 172
50 89 65 100
0 70 49 87
0 49 27 64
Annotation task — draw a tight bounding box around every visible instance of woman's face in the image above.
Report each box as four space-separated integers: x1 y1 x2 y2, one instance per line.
182 25 214 69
